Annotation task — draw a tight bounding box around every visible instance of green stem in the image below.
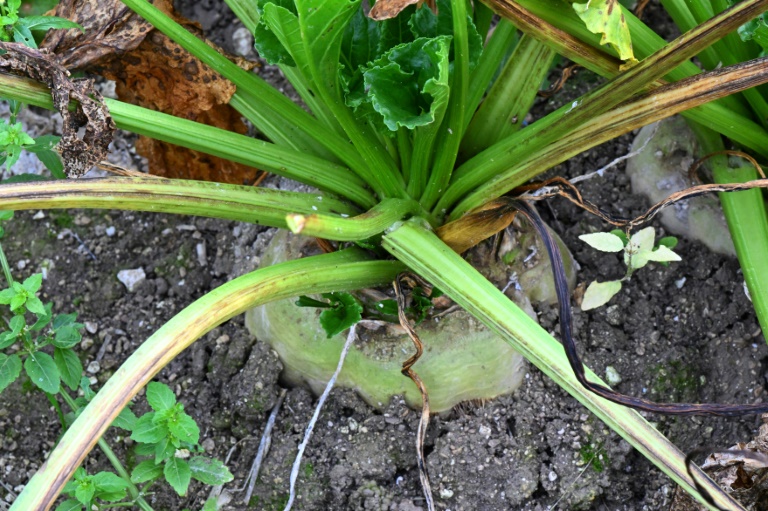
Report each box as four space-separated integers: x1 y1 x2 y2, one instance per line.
45 392 66 428
438 0 768 215
449 55 768 217
492 0 768 153
58 392 154 511
0 73 376 208
382 219 739 511
420 0 470 210
11 250 404 510
460 33 554 159
465 19 518 122
285 198 431 240
0 240 14 286
688 123 768 342
0 177 361 228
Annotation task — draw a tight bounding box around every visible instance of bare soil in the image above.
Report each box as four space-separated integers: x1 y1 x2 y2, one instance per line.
1 2 767 511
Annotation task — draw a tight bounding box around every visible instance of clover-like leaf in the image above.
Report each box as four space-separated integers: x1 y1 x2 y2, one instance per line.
579 232 625 253
581 280 623 311
646 245 682 263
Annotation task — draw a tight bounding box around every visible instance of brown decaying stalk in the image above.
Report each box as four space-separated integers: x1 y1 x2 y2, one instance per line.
394 276 434 511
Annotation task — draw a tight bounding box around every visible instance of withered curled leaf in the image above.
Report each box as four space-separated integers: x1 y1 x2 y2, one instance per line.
0 42 114 177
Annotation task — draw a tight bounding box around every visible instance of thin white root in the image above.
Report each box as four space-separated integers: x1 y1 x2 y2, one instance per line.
243 387 288 504
283 324 358 511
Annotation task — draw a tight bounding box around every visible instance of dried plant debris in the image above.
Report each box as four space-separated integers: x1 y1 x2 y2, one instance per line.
41 0 261 184
39 0 155 71
0 41 114 177
671 414 768 510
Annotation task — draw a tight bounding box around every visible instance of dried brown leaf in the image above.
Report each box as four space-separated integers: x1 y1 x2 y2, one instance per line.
368 0 422 20
0 42 114 177
41 0 165 71
41 0 260 184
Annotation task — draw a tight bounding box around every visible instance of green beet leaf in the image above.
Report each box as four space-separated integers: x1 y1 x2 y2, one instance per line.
319 292 363 338
409 0 482 70
362 36 451 131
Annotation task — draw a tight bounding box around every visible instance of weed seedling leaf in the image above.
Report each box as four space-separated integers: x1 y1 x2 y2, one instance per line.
131 413 169 444
25 351 60 393
0 353 22 393
164 457 192 496
54 347 82 391
168 412 200 444
189 456 234 485
146 381 177 411
579 232 625 252
54 499 82 511
581 280 622 311
91 471 129 502
130 459 164 484
112 406 138 431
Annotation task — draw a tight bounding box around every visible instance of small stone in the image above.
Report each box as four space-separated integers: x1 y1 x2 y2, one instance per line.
202 438 215 452
84 321 98 334
215 334 230 346
117 268 146 292
196 242 207 266
32 211 45 220
74 214 91 226
105 226 116 237
86 361 100 374
605 365 622 386
232 27 253 57
80 338 94 350
478 425 492 438
439 488 454 499
548 470 558 482
16 260 25 270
